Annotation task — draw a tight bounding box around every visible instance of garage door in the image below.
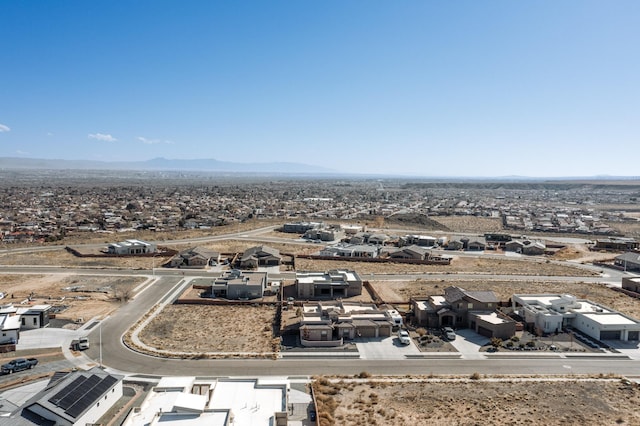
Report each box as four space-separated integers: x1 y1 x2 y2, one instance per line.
477 326 493 338
600 330 621 340
358 327 377 338
378 325 391 337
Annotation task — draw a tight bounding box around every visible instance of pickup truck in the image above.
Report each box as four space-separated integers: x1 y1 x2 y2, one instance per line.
1 358 38 374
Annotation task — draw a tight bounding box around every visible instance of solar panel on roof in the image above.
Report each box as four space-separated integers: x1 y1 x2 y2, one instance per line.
64 375 119 418
57 375 101 410
48 376 86 405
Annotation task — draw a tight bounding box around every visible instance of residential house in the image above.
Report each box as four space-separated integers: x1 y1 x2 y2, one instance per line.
399 235 437 247
505 239 546 255
622 277 640 293
595 238 639 252
170 246 220 268
0 367 124 426
388 245 429 261
303 227 344 241
0 314 21 344
17 305 51 330
300 301 394 346
204 270 268 300
282 221 322 233
106 239 157 255
296 269 363 299
614 252 640 272
122 377 289 426
239 246 281 269
512 294 640 341
319 243 379 258
411 286 515 339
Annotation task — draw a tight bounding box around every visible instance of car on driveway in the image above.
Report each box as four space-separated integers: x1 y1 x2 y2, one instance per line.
398 329 411 345
442 327 456 341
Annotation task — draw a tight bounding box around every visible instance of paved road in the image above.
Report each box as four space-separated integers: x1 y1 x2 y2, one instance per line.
69 271 640 378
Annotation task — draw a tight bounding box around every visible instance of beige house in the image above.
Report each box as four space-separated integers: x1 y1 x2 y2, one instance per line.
299 301 394 347
240 246 281 268
296 269 362 299
170 246 220 268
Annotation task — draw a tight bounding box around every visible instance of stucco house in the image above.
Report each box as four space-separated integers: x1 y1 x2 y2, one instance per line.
296 269 363 299
299 301 394 347
170 246 220 268
512 294 640 341
411 286 515 339
106 239 157 255
239 246 281 268
388 245 429 261
204 270 268 300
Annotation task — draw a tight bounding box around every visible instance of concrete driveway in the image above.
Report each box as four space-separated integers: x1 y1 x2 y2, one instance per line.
448 329 489 360
355 336 421 360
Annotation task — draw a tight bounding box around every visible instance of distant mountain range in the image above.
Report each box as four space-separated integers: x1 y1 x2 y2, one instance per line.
0 157 336 174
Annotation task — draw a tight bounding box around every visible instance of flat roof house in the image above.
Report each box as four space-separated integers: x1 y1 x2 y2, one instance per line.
107 239 157 255
300 301 394 346
512 294 640 341
123 376 288 426
205 270 268 300
296 269 363 299
17 304 51 330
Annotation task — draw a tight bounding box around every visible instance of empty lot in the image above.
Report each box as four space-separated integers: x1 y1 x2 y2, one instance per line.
313 377 640 426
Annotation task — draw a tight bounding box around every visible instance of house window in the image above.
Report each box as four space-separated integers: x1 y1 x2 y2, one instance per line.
33 318 37 325
467 303 473 309
21 318 25 326
487 303 492 308
321 331 327 336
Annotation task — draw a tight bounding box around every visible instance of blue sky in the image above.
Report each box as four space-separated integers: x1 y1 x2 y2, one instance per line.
1 1 638 177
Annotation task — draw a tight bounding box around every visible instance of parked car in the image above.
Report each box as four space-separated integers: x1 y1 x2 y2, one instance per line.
398 329 411 345
1 358 38 374
442 327 456 341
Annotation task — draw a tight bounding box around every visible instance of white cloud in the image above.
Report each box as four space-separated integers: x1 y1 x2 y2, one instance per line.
16 150 29 155
88 133 117 142
0 123 10 132
137 136 173 145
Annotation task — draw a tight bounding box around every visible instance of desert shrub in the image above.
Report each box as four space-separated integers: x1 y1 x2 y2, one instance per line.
490 337 503 348
416 327 427 336
357 371 372 378
470 372 482 380
510 335 520 342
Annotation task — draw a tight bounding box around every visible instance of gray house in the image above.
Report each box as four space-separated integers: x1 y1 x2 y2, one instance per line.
296 269 363 299
239 246 281 268
615 252 640 272
206 270 268 299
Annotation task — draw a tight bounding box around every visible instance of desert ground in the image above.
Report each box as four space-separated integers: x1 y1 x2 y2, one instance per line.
295 255 597 277
137 305 279 356
312 376 640 426
0 274 146 323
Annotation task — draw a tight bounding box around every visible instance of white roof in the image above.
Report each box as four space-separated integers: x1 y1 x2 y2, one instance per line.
156 376 196 391
475 312 510 325
208 380 286 425
582 313 638 326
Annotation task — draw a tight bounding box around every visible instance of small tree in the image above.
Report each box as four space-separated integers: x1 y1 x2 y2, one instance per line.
490 337 503 348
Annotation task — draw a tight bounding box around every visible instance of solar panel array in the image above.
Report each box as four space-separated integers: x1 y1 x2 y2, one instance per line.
48 374 119 418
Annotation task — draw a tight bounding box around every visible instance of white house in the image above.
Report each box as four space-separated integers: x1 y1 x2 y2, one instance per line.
6 368 124 426
107 239 157 255
513 294 640 341
123 377 288 426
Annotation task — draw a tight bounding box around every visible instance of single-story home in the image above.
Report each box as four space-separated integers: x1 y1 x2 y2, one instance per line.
239 246 281 268
170 246 220 268
107 239 157 255
512 294 640 341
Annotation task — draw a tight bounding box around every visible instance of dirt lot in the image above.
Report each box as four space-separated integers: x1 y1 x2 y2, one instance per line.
0 274 146 322
137 305 279 355
312 377 640 426
430 216 505 233
296 255 596 277
370 279 640 318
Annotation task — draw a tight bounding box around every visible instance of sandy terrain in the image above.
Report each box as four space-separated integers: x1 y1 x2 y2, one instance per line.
312 377 640 426
296 255 596 277
137 305 279 356
430 216 505 233
370 279 640 318
0 274 146 322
